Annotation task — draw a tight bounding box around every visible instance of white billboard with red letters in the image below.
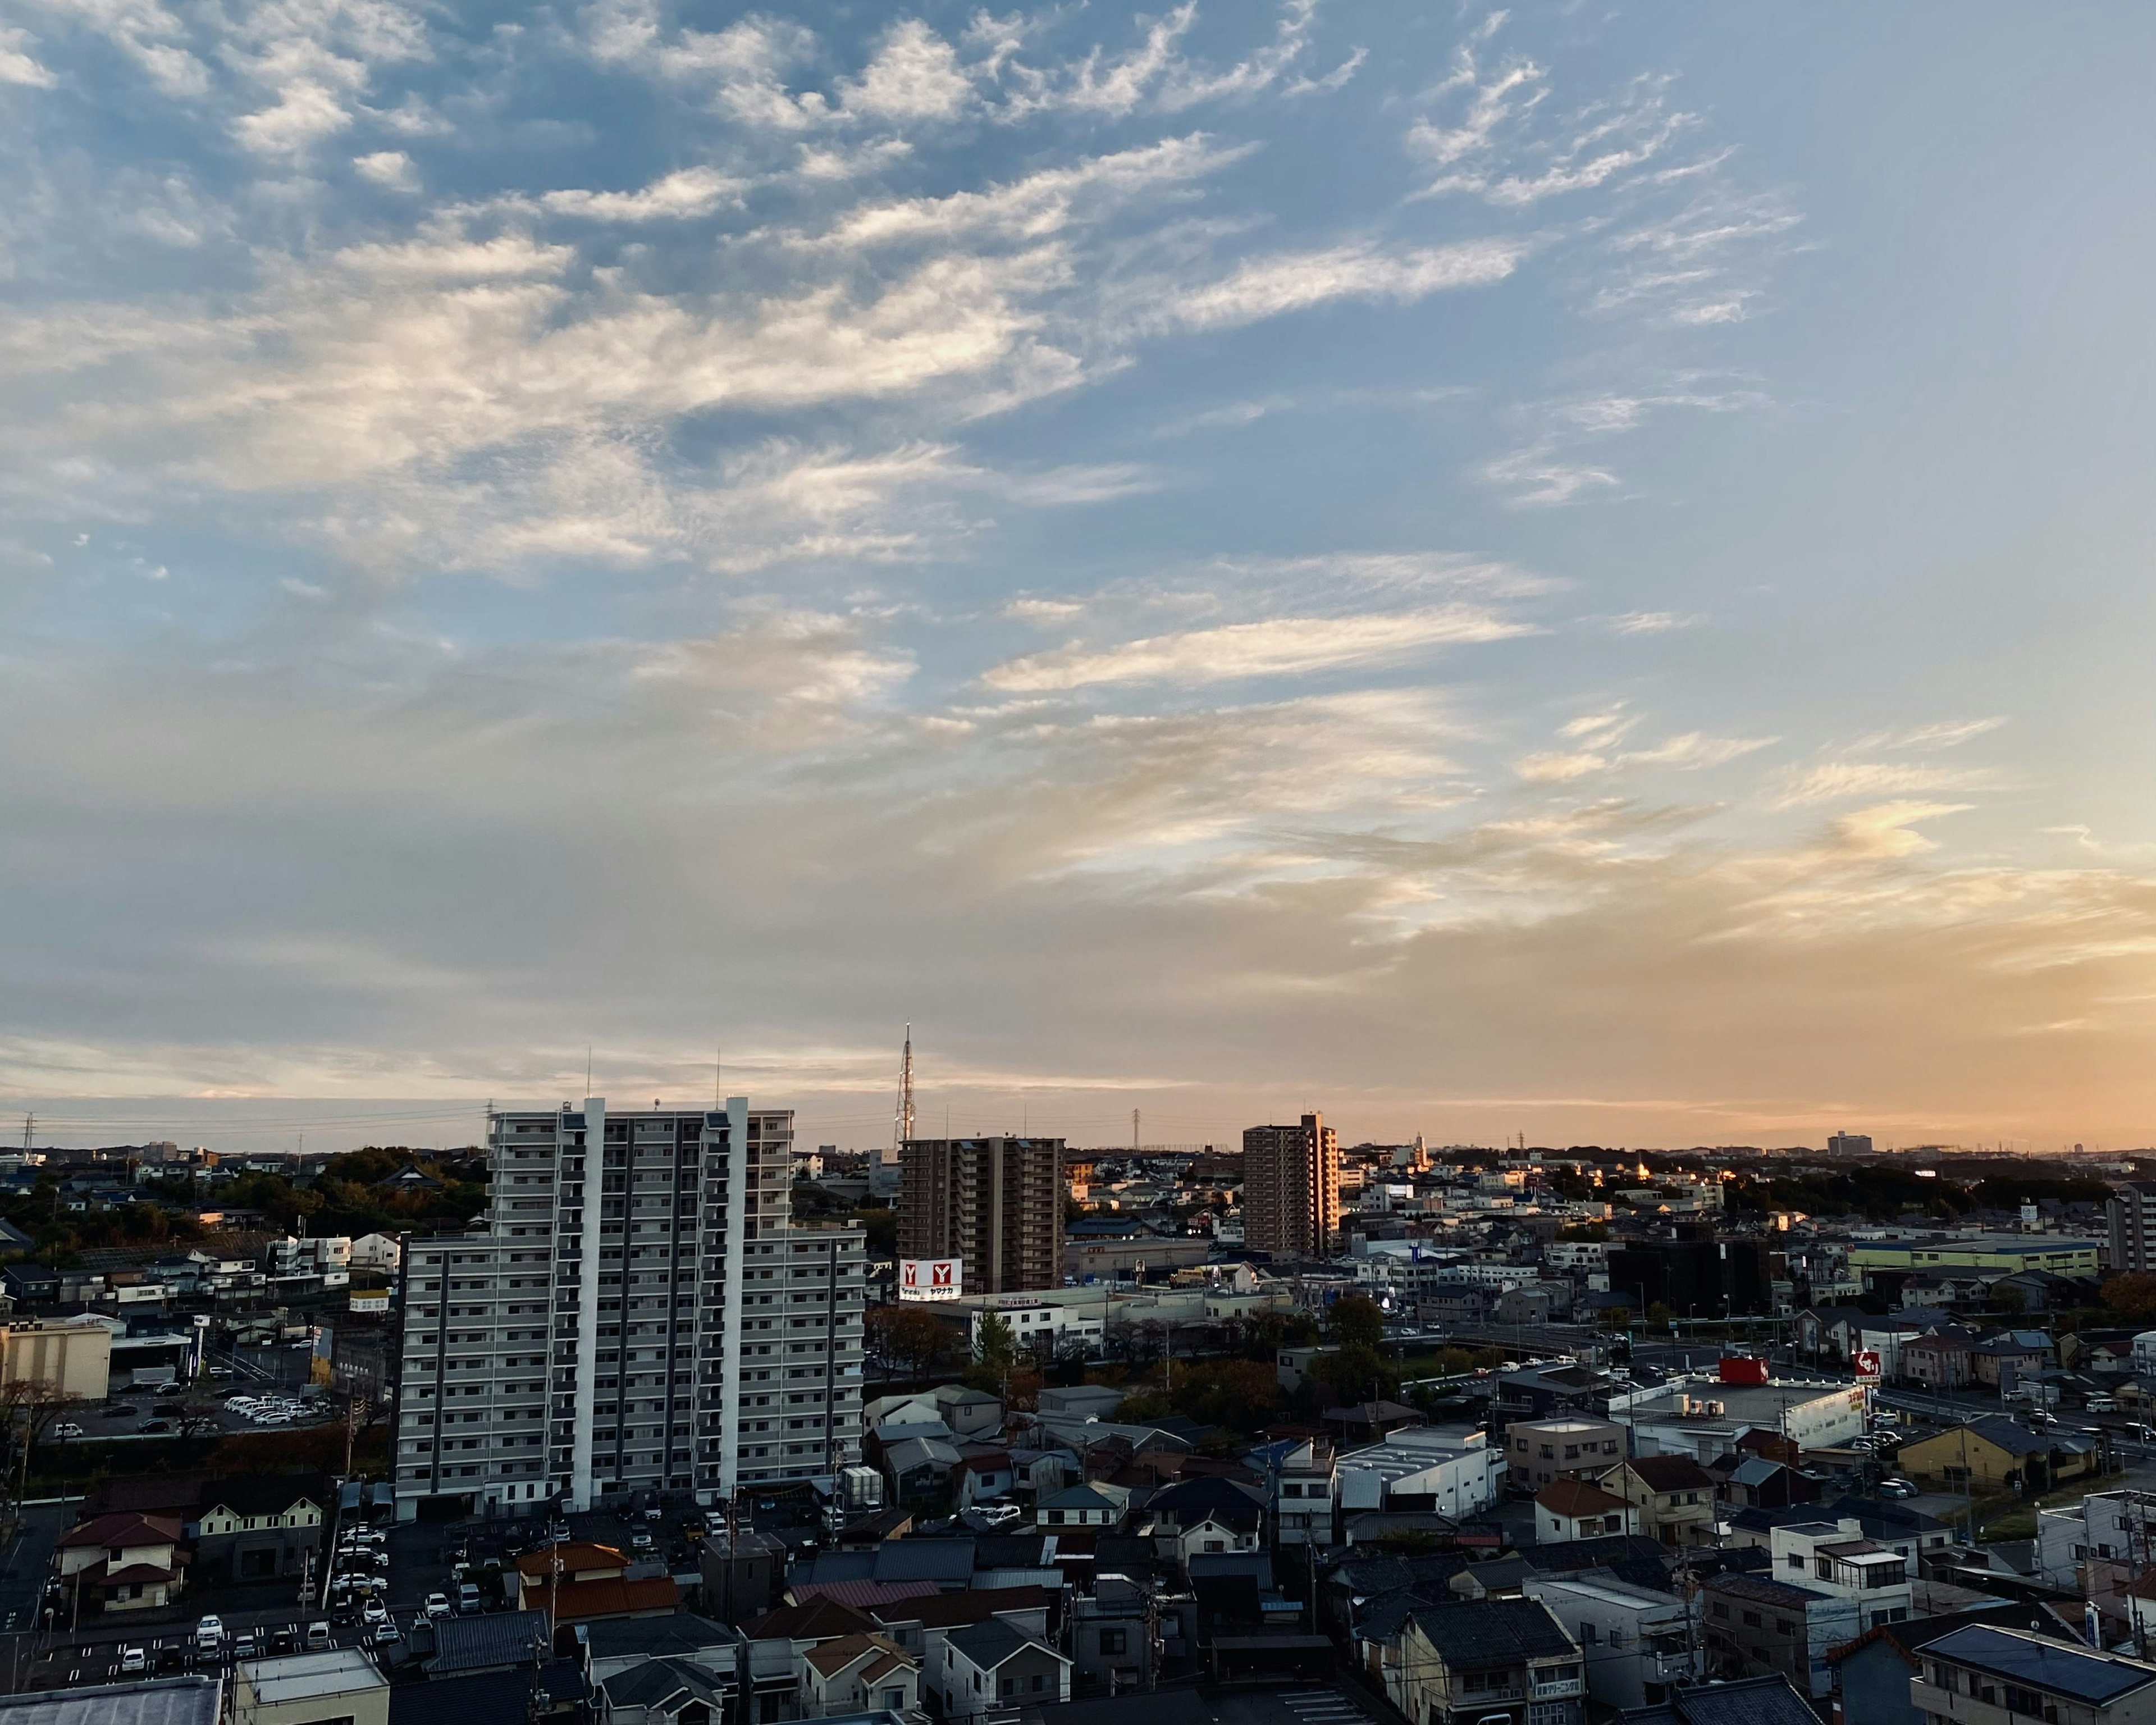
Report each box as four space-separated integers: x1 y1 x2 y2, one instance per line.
898 1257 963 1303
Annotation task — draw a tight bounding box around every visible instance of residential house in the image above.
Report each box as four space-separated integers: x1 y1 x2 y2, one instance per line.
1505 1417 1627 1495
884 1436 965 1502
933 1387 1004 1443
1901 1330 1979 1391
1898 1418 2105 1494
1720 1459 1821 1512
1618 1674 1819 1725
1266 1436 1337 1548
1070 1576 1157 1697
800 1634 917 1718
1322 1402 1424 1447
1912 1625 2156 1725
937 1621 1071 1724
1494 1363 1616 1422
1363 1597 1585 1725
1705 1516 1911 1698
192 1473 328 1585
954 1452 1015 1509
1826 1603 2081 1725
1036 1484 1127 1531
596 1656 732 1725
1146 1476 1265 1571
1792 1307 1871 1363
867 1586 1056 1681
1971 1332 2055 1391
1535 1480 1639 1545
1523 1573 1700 1712
514 1543 678 1625
56 1513 188 1613
1598 1455 1716 1549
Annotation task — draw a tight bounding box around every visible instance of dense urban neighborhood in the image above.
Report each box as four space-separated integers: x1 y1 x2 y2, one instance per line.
2 1115 2156 1725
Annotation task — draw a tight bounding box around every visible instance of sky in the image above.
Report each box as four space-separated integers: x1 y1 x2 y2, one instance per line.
3 2 2155 1156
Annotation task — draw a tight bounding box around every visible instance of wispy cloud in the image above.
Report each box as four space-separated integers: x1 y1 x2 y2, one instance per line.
982 604 1531 691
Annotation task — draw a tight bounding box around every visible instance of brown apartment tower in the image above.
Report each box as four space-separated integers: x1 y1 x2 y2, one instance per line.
896 1137 1066 1293
1241 1113 1340 1258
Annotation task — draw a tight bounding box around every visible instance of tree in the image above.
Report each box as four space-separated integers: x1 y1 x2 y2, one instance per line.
2103 1275 2156 1323
1330 1293 1386 1351
864 1305 953 1381
967 1312 1018 1395
0 1379 86 1506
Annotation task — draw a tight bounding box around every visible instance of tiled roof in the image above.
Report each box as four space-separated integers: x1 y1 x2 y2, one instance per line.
1408 1598 1576 1666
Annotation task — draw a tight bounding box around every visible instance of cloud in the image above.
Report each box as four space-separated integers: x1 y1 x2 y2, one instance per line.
1164 238 1523 331
1851 717 2007 753
1770 761 1994 809
981 604 1532 691
1607 610 1703 635
0 25 57 85
537 166 742 221
1517 722 1771 782
353 150 419 191
1823 800 1972 860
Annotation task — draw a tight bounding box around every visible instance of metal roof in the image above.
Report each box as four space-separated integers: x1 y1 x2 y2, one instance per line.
1925 1625 2156 1705
0 1678 222 1725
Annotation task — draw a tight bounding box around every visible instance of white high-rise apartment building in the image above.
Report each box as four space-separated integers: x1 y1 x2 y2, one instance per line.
392 1097 865 1520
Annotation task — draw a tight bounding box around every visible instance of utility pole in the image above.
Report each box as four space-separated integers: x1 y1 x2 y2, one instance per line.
1131 1110 1140 1154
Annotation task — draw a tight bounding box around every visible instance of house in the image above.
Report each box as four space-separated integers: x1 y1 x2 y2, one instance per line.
1070 1576 1157 1697
1705 1517 1911 1697
884 1437 965 1501
937 1620 1071 1723
1321 1402 1424 1447
56 1513 188 1613
932 1386 1003 1442
1036 1385 1126 1421
596 1655 733 1725
1536 1479 1639 1544
1523 1572 1700 1711
193 1473 328 1585
1792 1307 1871 1362
1901 1329 1979 1391
954 1452 1015 1508
1912 1625 2156 1725
1597 1455 1716 1548
1826 1602 2082 1725
1495 1363 1616 1421
1720 1458 1821 1511
1618 1673 1818 1725
1035 1484 1126 1530
514 1543 678 1625
1898 1418 2107 1493
1504 1417 1627 1494
1972 1331 2055 1389
801 1634 917 1718
1363 1596 1585 1725
867 1586 1056 1677
1261 1436 1337 1548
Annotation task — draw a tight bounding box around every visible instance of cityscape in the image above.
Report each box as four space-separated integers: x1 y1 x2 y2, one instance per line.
2 3 2152 1725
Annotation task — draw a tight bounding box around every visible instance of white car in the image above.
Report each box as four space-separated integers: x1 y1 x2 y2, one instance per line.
362 1601 389 1628
425 1593 451 1621
195 1615 225 1648
118 1648 148 1674
51 1423 85 1440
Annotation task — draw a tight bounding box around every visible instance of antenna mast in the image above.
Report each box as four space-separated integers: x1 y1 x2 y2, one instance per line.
894 1025 915 1152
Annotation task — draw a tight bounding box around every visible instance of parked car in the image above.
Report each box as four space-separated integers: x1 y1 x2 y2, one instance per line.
372 1622 402 1649
157 1645 187 1673
642 1505 663 1523
629 1530 654 1553
362 1601 389 1630
2088 1397 2120 1413
195 1615 225 1650
232 1633 257 1659
269 1630 296 1656
135 1419 173 1434
457 1583 482 1615
425 1594 451 1621
51 1423 85 1440
118 1648 148 1674
1878 1477 1919 1498
305 1622 332 1651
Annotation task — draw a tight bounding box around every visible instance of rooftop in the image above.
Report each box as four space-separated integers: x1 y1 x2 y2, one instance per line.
0 1678 222 1725
237 1649 387 1706
1926 1625 2156 1705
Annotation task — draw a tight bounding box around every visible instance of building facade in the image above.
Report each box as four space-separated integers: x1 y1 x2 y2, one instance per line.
392 1097 864 1520
2114 1186 2156 1276
1241 1114 1340 1259
897 1138 1065 1294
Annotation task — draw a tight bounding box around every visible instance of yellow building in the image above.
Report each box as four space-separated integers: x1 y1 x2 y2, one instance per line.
0 1317 112 1400
1847 1235 2103 1277
1897 1416 2105 1493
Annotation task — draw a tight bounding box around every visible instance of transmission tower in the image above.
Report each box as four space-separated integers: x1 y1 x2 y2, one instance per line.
894 1024 915 1152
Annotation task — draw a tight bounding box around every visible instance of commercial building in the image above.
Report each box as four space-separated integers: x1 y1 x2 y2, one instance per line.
1607 1233 1772 1318
1504 1416 1626 1494
1336 1426 1505 1519
231 1649 389 1725
0 1316 112 1399
1241 1114 1340 1258
1847 1235 2105 1279
1610 1377 1867 1461
392 1097 865 1520
897 1138 1064 1294
1826 1133 1874 1156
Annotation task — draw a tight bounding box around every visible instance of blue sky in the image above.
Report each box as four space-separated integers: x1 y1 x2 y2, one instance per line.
3 1 2154 1152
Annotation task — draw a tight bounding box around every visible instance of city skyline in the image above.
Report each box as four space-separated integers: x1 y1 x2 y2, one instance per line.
4 6 2155 1144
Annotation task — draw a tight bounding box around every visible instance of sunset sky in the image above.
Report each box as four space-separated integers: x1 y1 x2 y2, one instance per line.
3 3 2154 1153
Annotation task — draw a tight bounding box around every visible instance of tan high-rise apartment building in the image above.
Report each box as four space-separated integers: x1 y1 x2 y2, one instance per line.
896 1137 1065 1293
1241 1113 1340 1257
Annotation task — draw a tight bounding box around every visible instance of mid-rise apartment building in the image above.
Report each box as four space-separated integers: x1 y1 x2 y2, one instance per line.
2113 1185 2156 1276
1241 1114 1340 1258
392 1097 864 1520
896 1137 1064 1294
1914 1624 2156 1725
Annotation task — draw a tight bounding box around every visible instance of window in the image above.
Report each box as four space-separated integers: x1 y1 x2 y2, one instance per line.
1742 1612 1762 1628
1787 1554 1804 1569
1579 1624 1598 1646
1100 1631 1126 1655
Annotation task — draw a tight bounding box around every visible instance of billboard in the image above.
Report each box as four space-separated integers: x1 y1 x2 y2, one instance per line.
1852 1349 1882 1384
898 1258 962 1303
